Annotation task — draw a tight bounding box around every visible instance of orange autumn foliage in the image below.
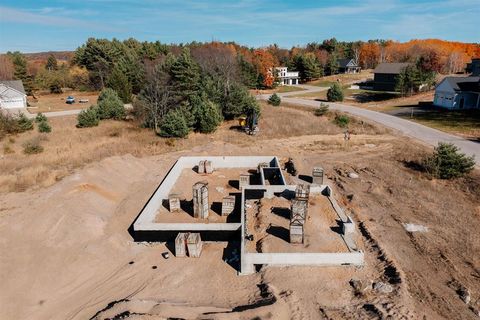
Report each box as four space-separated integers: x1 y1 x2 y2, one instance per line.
252 49 278 88
359 39 480 73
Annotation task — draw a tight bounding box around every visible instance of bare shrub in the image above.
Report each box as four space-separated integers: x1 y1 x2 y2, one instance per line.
23 137 44 154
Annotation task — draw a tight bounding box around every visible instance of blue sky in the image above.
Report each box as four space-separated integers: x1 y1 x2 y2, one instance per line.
0 0 478 53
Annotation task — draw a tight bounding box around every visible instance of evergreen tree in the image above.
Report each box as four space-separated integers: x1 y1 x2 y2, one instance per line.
326 54 339 75
97 88 126 119
38 120 52 133
159 108 190 138
77 106 100 128
191 95 223 133
396 65 422 96
8 51 34 95
107 64 132 103
117 54 145 94
49 78 63 93
301 54 322 81
327 83 344 102
222 83 259 119
169 48 201 100
238 55 259 88
424 143 475 179
268 93 281 106
45 55 58 71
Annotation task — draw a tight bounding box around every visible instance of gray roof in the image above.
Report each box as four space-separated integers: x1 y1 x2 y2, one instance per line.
374 63 412 74
338 58 358 68
444 76 480 92
0 80 26 95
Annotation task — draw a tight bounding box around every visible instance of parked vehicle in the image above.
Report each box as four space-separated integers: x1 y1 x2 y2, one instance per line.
66 96 75 104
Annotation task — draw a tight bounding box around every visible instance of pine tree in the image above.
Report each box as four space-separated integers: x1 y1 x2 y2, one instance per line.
268 93 281 106
107 64 132 103
327 83 344 102
97 88 126 119
45 55 58 71
326 54 339 75
191 95 222 133
223 83 259 119
302 54 322 81
169 48 201 100
8 51 34 96
160 109 190 138
396 65 422 96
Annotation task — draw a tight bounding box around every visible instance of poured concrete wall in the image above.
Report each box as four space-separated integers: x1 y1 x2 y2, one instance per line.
134 156 279 231
240 252 364 274
134 229 240 242
240 183 364 275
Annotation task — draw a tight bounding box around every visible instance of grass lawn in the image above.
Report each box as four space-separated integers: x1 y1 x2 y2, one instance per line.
291 86 400 105
397 107 480 140
276 85 306 93
291 90 328 100
306 70 374 87
308 80 337 87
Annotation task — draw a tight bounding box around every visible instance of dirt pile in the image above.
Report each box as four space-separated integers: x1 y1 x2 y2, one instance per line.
1 134 479 319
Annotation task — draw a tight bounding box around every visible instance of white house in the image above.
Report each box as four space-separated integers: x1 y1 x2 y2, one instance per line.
274 67 300 85
0 80 27 110
433 77 480 109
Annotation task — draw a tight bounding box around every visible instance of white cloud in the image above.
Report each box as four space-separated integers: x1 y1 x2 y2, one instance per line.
0 6 114 31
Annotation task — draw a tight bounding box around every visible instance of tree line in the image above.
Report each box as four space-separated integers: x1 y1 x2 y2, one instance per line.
1 37 479 137
2 37 479 95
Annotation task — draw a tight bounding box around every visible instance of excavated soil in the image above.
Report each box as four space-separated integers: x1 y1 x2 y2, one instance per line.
1 134 479 319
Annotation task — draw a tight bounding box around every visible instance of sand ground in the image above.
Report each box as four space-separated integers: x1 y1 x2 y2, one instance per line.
245 195 351 254
1 131 479 319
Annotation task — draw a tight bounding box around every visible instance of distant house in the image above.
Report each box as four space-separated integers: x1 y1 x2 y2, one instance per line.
337 58 361 74
0 80 27 110
433 77 480 109
466 58 480 76
274 67 300 85
373 62 412 91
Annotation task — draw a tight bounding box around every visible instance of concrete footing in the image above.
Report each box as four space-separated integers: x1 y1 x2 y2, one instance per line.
132 156 364 275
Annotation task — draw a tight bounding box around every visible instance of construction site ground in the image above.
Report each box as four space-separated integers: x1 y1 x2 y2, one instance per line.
1 105 479 319
245 194 352 254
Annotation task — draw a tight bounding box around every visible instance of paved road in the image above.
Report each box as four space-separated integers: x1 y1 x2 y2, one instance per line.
280 84 329 97
24 104 133 119
25 109 83 119
259 87 480 160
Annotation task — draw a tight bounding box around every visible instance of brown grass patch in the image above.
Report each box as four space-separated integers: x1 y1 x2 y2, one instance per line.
0 101 383 193
27 90 99 113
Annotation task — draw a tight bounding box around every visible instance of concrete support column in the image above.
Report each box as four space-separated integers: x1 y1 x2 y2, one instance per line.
240 256 255 275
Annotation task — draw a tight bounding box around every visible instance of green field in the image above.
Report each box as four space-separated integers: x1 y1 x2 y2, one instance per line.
398 108 480 139
275 86 306 93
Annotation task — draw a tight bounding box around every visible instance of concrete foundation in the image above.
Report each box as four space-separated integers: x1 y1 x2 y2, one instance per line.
205 160 213 174
198 160 214 174
186 233 203 257
168 193 181 212
221 195 235 216
239 174 250 189
257 162 269 173
198 160 206 174
193 181 209 219
175 233 187 257
132 156 364 275
295 184 310 200
289 221 304 244
291 198 308 222
312 167 324 185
